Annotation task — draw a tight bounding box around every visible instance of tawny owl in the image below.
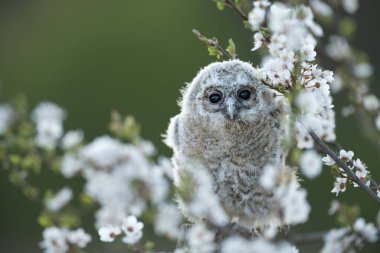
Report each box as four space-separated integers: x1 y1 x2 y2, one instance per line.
165 60 289 228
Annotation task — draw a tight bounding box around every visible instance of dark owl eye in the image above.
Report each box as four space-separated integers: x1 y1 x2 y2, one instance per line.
238 90 251 100
209 93 222 103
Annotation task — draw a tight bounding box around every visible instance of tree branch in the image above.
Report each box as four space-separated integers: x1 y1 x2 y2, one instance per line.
309 130 380 204
192 29 233 60
224 0 249 20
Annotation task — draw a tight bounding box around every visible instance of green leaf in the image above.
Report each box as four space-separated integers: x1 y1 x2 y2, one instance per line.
226 38 237 59
339 18 356 39
216 2 225 11
38 212 53 227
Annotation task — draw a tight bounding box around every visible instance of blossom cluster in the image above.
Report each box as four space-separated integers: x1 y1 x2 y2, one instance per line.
322 217 378 253
322 149 376 196
98 215 144 245
40 227 91 253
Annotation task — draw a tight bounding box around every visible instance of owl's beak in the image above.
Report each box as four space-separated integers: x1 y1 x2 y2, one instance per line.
226 99 237 119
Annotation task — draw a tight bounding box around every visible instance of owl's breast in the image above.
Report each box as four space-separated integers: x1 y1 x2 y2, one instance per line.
182 115 282 170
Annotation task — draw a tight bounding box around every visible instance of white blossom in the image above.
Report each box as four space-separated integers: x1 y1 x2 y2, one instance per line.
40 227 68 253
154 203 182 239
61 130 83 149
121 215 144 244
32 102 66 123
342 0 359 14
353 159 367 173
299 150 322 179
0 104 14 135
375 113 380 131
322 155 335 166
60 154 82 178
330 73 343 93
276 182 311 225
66 228 91 248
35 120 64 150
46 187 73 212
325 36 350 61
80 135 127 168
187 224 216 253
252 32 265 51
310 0 333 17
331 177 347 196
353 63 373 79
321 228 351 253
248 3 267 31
353 218 378 243
301 44 316 61
98 226 121 242
328 200 340 215
338 149 354 162
363 94 380 112
260 164 279 190
222 237 298 253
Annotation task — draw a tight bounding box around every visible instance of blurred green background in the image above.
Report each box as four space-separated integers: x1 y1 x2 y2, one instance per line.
0 0 379 252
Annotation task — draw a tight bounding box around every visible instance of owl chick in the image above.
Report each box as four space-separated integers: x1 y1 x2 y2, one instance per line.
165 60 289 229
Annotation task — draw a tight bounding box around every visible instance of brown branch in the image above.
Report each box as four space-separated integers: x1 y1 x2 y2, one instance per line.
224 0 249 20
309 130 380 204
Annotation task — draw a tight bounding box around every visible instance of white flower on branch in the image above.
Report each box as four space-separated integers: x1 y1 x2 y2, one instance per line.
353 158 368 172
375 113 380 131
221 237 298 253
61 130 83 149
322 155 335 166
46 187 73 212
325 36 350 61
154 203 182 239
98 226 121 242
66 228 92 248
248 2 267 31
121 215 144 245
276 181 311 225
310 0 333 17
342 0 359 14
40 227 68 253
40 227 91 253
80 135 127 169
32 102 66 123
35 120 64 150
321 228 351 253
60 154 82 178
299 149 322 179
328 200 340 216
353 218 378 243
187 224 216 253
331 177 347 196
260 164 279 190
363 94 380 112
353 63 374 79
338 149 354 162
0 104 14 135
252 32 265 51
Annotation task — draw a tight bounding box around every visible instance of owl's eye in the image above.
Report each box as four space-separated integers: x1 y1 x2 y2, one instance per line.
209 93 222 103
238 90 251 100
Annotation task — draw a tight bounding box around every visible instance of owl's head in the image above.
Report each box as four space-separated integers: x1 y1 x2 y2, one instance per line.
181 60 277 122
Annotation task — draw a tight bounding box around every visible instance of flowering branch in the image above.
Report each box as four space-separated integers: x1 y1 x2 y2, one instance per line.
309 129 380 204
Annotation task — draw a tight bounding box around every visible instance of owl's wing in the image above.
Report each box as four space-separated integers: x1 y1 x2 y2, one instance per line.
163 114 180 149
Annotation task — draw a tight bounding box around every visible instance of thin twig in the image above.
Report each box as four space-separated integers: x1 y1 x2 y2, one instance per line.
288 230 326 244
192 29 233 60
225 0 248 20
309 130 380 204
